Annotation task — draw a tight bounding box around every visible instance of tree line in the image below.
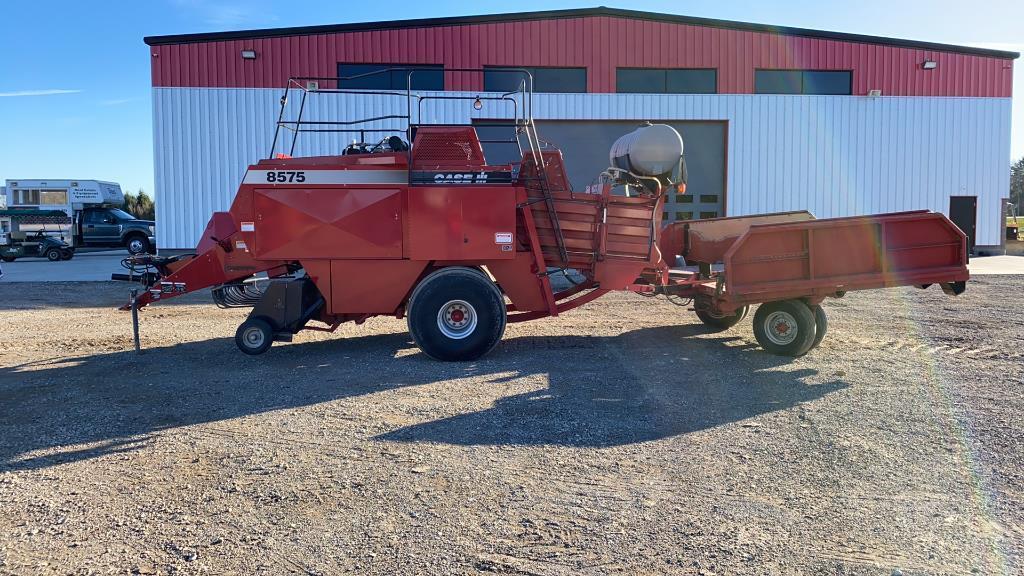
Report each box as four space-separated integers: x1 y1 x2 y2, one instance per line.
1012 157 1024 218
122 189 155 220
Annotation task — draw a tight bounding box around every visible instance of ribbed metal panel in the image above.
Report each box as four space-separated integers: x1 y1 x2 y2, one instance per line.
149 16 1014 97
153 89 1011 249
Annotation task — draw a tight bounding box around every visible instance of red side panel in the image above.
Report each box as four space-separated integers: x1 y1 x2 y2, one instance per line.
407 186 517 261
151 17 1013 97
252 187 403 259
722 211 969 302
328 260 428 315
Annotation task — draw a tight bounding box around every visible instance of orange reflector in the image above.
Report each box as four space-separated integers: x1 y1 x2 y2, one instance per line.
676 183 687 194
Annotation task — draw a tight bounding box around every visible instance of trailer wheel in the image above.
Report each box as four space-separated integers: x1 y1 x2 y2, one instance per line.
752 300 817 357
1 256 15 263
809 305 828 350
235 317 274 355
45 248 62 262
695 305 749 331
407 267 507 361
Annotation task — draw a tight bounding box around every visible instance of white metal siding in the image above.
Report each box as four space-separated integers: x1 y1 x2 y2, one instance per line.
153 88 1012 249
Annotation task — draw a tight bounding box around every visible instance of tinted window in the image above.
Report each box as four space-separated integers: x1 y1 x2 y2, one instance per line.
666 69 717 94
803 71 852 95
617 69 717 94
756 70 852 95
616 69 665 93
338 64 444 91
484 67 587 93
755 70 802 94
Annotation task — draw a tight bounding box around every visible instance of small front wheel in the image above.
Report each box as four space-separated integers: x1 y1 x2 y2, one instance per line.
752 300 817 357
45 248 62 262
407 267 507 361
695 305 749 331
235 317 274 355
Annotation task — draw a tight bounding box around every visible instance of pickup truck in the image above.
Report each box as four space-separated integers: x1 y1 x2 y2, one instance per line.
77 207 156 254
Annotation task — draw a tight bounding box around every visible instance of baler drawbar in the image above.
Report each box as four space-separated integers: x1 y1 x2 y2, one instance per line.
118 70 968 360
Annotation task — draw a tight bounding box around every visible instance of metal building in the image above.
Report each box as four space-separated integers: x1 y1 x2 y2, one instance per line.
144 7 1017 251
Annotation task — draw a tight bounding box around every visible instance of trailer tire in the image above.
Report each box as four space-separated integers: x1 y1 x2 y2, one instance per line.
752 300 817 357
1 256 15 263
235 317 274 355
407 267 507 361
809 305 828 350
45 248 62 262
695 305 749 331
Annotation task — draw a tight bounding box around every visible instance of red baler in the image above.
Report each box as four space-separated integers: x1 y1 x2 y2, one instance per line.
120 73 968 360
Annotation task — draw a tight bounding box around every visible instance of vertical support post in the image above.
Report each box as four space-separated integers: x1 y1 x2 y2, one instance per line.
130 289 142 354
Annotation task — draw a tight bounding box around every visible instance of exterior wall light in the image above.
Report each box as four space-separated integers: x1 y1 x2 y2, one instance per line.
922 60 937 70
241 49 257 60
473 97 483 110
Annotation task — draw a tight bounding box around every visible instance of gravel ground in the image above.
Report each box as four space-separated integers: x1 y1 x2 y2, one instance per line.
0 277 1021 575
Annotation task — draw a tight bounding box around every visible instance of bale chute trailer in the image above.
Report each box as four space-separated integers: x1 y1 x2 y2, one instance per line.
119 70 969 360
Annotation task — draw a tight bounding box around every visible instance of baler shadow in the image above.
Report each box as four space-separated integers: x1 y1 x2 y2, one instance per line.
0 324 845 470
379 324 847 447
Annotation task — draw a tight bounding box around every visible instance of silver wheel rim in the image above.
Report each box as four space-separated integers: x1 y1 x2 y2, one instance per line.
242 326 266 349
764 311 799 345
437 300 477 340
129 239 144 253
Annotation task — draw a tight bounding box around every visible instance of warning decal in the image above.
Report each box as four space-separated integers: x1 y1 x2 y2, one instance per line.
495 232 513 244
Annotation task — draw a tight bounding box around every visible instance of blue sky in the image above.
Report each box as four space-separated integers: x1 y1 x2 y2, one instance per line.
1 0 1021 197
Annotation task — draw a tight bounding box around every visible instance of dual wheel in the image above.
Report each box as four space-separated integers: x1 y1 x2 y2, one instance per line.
233 267 508 361
696 299 827 357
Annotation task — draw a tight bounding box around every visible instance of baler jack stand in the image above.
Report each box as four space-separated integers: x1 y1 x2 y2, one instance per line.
130 289 142 354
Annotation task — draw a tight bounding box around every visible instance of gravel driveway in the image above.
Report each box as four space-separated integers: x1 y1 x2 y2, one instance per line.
0 277 1020 575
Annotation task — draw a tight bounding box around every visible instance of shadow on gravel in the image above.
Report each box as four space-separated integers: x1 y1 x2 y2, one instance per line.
380 324 847 447
0 324 846 470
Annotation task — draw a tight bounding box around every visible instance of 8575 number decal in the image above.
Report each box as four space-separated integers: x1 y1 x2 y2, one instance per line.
266 171 306 183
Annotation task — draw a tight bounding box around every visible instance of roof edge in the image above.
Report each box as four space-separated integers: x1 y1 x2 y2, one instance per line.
143 6 1021 59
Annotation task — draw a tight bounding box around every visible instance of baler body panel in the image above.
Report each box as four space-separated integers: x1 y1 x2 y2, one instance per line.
407 185 517 261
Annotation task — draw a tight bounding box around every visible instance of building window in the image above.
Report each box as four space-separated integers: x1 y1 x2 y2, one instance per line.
483 67 587 93
617 68 717 94
337 63 444 91
755 70 852 95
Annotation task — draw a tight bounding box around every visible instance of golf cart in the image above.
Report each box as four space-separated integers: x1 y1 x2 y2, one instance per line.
0 210 75 262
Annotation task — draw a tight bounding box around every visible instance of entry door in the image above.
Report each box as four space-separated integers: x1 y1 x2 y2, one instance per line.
949 196 977 252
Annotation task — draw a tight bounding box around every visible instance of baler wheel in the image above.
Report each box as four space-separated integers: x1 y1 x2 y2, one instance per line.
809 305 828 350
407 267 507 361
695 305 749 331
752 300 817 357
235 317 274 356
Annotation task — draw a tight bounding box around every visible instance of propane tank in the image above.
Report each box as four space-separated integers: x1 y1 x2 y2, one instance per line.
609 122 684 178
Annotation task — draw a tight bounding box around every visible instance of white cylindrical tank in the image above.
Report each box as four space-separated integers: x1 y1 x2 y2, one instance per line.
609 123 684 177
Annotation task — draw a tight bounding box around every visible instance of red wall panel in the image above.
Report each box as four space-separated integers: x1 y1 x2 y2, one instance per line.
149 16 1014 97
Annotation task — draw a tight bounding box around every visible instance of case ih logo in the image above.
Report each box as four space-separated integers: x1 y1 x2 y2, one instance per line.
433 171 488 184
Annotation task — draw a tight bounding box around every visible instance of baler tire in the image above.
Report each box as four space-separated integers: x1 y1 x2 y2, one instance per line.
695 305 749 331
809 305 828 350
407 267 507 362
235 317 274 356
752 300 817 357
45 248 62 262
